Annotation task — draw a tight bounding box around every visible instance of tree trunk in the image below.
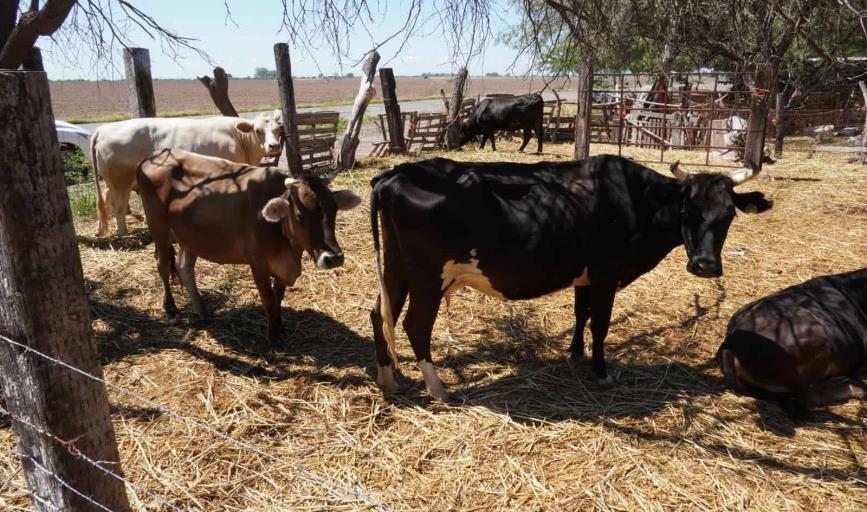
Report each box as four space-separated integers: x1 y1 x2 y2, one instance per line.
198 67 239 116
744 63 775 171
274 43 304 176
123 47 156 118
336 50 380 170
445 67 469 149
0 70 131 512
774 91 785 158
859 81 867 164
574 57 593 160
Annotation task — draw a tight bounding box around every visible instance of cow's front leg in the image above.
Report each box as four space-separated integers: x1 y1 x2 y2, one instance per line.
251 263 281 344
569 286 592 361
489 132 497 151
588 283 618 387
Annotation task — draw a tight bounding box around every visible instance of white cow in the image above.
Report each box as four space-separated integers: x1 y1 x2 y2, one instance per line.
91 111 283 236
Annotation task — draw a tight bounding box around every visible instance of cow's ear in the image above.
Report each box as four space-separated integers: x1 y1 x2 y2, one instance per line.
732 191 773 214
333 189 362 211
261 197 291 222
235 120 254 134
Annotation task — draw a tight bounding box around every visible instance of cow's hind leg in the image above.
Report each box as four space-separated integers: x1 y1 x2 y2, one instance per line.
402 285 447 401
588 284 617 387
107 186 131 236
489 132 497 151
518 127 532 152
177 246 208 319
370 235 409 394
569 286 592 362
534 116 544 153
802 378 866 406
251 262 282 344
96 179 110 237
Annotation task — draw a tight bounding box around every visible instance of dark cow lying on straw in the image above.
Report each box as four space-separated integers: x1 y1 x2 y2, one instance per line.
369 155 772 401
137 149 361 343
718 268 867 407
459 93 545 153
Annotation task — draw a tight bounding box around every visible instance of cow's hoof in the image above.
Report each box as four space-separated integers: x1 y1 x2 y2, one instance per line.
570 350 588 363
426 384 451 403
596 375 615 389
377 365 400 394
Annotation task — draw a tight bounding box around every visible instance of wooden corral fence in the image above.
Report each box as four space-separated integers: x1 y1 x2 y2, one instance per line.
582 71 762 168
297 111 340 170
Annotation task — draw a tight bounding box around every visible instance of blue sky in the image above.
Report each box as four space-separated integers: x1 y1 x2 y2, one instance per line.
39 0 527 80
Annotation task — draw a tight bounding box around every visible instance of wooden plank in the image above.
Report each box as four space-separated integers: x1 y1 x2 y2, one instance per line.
298 112 340 124
812 145 865 153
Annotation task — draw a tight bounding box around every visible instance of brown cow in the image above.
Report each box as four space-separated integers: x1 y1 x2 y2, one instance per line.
137 149 361 342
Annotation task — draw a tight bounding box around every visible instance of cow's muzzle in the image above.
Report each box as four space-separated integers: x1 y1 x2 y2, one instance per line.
316 250 344 270
687 257 722 278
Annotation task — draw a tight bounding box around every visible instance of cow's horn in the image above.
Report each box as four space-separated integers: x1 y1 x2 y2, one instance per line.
723 159 757 186
670 160 692 182
284 177 299 187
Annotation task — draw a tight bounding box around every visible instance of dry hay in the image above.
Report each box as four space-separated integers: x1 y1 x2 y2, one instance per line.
1 138 866 511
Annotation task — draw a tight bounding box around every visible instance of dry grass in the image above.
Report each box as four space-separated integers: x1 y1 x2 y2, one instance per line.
2 137 866 511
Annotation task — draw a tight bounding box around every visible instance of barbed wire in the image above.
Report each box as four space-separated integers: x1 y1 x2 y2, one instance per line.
0 405 183 512
0 475 57 511
16 452 115 512
0 334 397 512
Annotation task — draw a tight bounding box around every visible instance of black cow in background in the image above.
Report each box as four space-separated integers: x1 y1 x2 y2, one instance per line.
369 155 773 401
459 93 544 153
718 268 867 408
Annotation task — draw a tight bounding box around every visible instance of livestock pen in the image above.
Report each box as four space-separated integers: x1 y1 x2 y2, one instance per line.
1 138 865 511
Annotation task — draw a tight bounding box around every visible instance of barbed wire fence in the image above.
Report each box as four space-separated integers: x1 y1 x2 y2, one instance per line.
0 334 398 512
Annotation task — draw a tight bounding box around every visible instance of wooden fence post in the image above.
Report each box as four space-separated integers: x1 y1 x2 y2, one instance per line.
380 68 405 153
337 50 380 170
123 47 156 118
445 67 469 149
274 43 304 176
574 58 593 160
774 91 785 158
0 70 131 512
744 63 774 170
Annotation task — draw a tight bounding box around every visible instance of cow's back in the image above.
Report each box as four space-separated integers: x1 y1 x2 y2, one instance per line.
727 270 867 378
139 149 283 265
94 117 246 172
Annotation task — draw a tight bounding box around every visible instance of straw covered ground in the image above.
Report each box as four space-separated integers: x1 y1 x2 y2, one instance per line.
1 138 866 511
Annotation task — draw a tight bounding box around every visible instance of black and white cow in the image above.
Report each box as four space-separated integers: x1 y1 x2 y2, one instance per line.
369 154 772 400
718 268 867 407
459 93 544 153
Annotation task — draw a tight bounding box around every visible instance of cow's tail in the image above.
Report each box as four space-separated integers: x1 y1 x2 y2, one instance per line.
370 179 400 368
91 131 106 219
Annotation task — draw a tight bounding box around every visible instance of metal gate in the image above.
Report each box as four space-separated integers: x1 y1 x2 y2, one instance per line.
588 71 757 168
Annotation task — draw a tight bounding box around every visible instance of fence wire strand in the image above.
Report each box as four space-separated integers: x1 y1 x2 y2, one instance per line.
0 404 183 512
0 334 397 512
16 452 115 512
